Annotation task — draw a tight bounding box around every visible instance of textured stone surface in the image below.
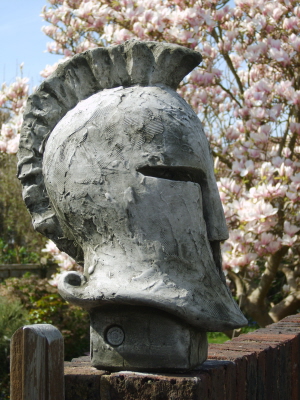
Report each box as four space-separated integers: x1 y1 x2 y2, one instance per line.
17 40 202 262
90 306 207 371
62 315 300 399
47 81 246 332
100 372 204 400
64 361 106 400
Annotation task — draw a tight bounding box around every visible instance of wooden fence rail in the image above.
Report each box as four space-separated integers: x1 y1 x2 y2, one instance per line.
0 264 57 280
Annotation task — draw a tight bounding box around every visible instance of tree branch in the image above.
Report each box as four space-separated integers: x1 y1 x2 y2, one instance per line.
222 52 245 95
289 109 300 158
217 82 243 108
212 150 232 168
278 109 293 156
227 270 245 298
269 291 300 322
248 246 289 306
210 27 244 95
281 266 298 292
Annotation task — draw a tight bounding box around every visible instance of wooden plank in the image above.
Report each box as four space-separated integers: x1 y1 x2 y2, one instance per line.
0 264 41 270
10 328 23 400
10 324 64 400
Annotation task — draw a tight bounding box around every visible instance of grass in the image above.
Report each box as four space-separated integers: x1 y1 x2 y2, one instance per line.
207 325 259 344
207 331 230 344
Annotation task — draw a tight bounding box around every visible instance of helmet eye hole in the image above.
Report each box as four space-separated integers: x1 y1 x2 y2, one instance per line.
137 165 206 187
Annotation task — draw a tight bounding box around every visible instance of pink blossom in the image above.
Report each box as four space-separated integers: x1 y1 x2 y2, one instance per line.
290 122 300 134
266 240 282 254
270 104 283 120
245 42 268 62
275 81 295 102
201 43 217 59
248 148 261 158
42 239 80 273
40 59 67 78
226 127 240 140
250 107 268 120
293 91 300 106
219 177 242 195
278 164 294 178
283 16 299 30
273 7 285 21
259 232 275 246
290 33 300 52
284 221 299 236
238 199 278 222
282 147 292 158
269 48 290 65
0 141 7 152
272 156 284 168
295 6 300 18
191 71 215 86
240 160 255 177
286 187 298 200
254 232 281 255
250 130 269 144
6 135 19 154
291 173 300 184
249 183 287 199
232 160 245 175
226 252 258 270
267 38 281 50
281 234 297 246
246 217 277 235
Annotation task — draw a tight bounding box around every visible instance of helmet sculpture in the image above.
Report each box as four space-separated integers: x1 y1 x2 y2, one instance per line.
18 40 247 371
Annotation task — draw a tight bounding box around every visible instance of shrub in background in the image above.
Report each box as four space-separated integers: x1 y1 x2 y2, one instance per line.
0 237 40 264
0 274 90 360
0 296 29 398
0 153 47 260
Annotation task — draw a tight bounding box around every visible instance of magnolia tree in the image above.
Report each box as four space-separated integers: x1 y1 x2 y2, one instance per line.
1 0 300 327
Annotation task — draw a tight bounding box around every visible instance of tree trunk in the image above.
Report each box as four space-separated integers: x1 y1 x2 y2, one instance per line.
241 296 274 327
269 291 300 322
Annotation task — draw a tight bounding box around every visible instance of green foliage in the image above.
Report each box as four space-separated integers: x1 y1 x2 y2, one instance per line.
0 297 29 399
0 297 29 348
208 322 259 344
0 153 46 256
0 275 90 360
29 293 90 360
0 237 40 264
207 331 229 344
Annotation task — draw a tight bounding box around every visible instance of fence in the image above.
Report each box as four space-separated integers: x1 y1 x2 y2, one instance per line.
0 263 57 280
10 314 300 400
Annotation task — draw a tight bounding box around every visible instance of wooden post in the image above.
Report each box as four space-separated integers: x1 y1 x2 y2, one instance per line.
10 324 64 400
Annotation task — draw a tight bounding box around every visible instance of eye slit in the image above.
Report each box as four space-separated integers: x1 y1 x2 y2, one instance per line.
137 165 205 186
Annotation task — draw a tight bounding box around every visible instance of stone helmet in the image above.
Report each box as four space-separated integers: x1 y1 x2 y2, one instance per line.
18 40 247 331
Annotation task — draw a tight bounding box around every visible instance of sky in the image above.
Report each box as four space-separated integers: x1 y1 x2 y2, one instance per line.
0 1 62 88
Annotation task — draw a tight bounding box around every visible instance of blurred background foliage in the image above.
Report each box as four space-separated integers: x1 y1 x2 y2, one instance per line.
0 296 29 399
0 274 90 398
0 111 47 264
0 274 90 360
0 152 47 261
